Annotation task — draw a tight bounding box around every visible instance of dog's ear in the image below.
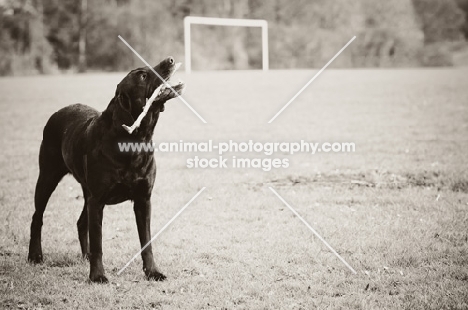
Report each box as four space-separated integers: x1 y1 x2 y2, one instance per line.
112 92 135 127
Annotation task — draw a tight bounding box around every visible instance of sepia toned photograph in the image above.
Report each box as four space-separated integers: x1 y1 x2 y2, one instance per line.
1 0 467 309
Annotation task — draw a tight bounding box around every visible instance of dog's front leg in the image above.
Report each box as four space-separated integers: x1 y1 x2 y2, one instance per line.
87 197 108 283
134 198 166 281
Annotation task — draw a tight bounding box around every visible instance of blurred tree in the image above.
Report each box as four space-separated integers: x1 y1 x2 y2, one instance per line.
359 0 424 67
0 7 15 75
455 0 468 39
0 0 55 75
77 0 87 72
43 0 80 70
413 0 465 43
412 0 466 66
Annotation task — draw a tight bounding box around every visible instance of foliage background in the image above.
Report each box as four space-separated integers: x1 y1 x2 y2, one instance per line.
1 0 468 75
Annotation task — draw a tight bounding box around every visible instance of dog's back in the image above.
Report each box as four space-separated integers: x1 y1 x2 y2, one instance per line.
43 104 99 151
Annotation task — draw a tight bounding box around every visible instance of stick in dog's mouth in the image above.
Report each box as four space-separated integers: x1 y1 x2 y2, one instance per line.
158 62 184 98
122 63 185 134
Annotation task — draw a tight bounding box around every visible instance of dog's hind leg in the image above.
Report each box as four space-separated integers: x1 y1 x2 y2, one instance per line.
77 186 89 259
87 198 108 283
28 142 67 263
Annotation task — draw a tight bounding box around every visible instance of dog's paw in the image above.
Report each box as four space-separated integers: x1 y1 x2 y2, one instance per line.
145 270 166 281
89 274 109 283
28 253 44 264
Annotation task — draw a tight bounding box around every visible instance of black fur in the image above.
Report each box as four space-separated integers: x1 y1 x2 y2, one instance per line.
28 56 183 283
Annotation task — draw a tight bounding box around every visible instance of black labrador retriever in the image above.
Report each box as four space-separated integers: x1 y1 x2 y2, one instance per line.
28 56 185 283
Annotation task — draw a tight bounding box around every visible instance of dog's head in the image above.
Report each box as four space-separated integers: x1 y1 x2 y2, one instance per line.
111 56 185 129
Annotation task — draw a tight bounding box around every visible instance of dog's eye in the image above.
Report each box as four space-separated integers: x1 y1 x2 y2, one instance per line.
140 73 147 81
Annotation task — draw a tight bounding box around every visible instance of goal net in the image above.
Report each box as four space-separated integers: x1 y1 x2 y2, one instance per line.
184 16 269 73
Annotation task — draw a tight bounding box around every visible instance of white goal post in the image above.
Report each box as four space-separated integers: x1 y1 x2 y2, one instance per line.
184 16 269 73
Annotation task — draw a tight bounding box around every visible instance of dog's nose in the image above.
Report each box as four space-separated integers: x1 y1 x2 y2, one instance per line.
167 57 174 64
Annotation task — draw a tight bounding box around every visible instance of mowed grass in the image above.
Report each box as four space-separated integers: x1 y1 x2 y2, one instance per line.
0 68 467 309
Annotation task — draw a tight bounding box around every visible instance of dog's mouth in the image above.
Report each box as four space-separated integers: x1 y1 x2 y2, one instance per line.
160 61 185 94
150 57 185 98
148 58 185 112
121 58 186 134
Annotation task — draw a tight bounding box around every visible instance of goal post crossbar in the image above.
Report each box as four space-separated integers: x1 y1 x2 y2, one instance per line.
184 16 269 73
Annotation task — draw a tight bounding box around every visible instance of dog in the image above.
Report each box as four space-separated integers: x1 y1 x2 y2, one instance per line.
28 56 185 283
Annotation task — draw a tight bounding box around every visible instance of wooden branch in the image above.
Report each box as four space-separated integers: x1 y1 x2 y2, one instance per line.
122 84 164 134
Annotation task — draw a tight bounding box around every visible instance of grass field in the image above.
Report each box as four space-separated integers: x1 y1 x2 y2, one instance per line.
0 68 467 309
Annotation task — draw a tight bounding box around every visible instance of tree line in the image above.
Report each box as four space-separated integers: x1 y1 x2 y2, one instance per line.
1 0 467 75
